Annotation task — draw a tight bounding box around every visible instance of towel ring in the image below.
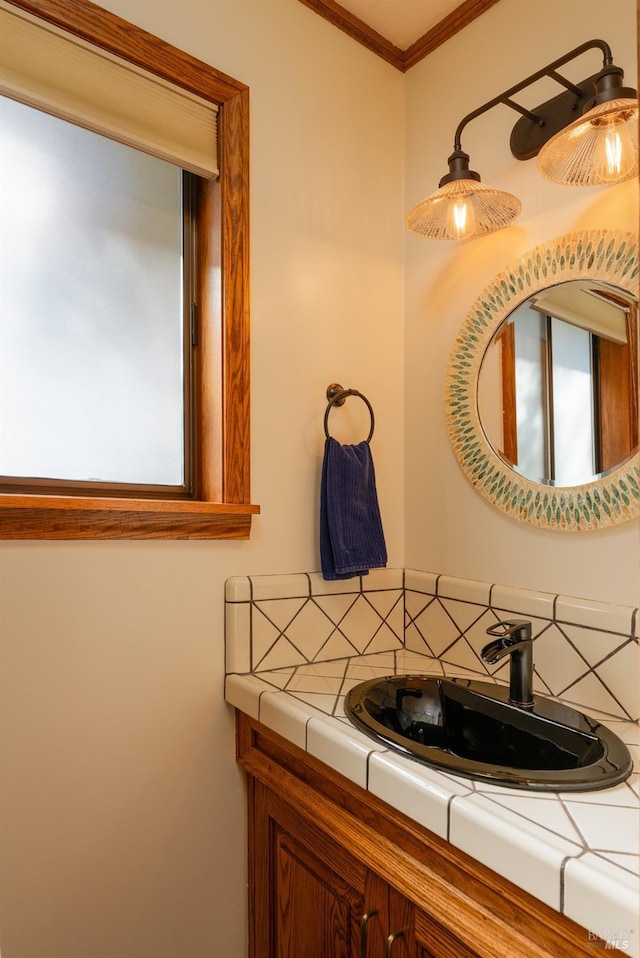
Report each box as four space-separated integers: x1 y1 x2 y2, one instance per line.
324 383 375 443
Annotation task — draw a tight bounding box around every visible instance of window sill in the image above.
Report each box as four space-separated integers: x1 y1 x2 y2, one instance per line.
0 495 260 539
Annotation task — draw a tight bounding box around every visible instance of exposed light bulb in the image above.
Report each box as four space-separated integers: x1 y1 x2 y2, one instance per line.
604 128 623 174
450 197 476 240
598 115 636 180
537 98 638 186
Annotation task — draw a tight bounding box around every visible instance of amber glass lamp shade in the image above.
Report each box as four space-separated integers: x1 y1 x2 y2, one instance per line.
407 176 521 241
537 96 638 186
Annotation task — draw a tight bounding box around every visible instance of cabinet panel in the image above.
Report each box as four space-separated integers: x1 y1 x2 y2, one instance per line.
251 779 366 958
273 822 362 958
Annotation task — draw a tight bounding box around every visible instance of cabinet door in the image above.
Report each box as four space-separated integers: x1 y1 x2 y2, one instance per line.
251 780 366 958
364 880 424 958
386 888 419 958
361 872 393 958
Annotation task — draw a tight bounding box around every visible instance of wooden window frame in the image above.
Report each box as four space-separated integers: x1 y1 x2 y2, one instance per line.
0 0 259 539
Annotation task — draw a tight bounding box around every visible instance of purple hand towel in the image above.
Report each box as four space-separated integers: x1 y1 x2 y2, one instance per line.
320 437 387 580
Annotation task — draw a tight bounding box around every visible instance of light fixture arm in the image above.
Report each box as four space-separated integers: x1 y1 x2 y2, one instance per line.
407 38 637 241
451 39 616 156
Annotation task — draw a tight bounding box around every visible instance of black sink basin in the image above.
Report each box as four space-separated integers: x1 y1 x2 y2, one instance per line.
344 675 633 791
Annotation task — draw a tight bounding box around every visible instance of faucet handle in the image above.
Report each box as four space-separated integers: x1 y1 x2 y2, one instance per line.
485 618 532 640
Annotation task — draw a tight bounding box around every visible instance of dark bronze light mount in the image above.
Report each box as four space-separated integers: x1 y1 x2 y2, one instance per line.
407 40 638 241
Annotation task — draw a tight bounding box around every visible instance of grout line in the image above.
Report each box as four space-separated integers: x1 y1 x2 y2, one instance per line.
559 855 570 913
446 793 462 844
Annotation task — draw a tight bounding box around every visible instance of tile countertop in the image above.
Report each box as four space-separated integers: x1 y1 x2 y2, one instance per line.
226 649 640 956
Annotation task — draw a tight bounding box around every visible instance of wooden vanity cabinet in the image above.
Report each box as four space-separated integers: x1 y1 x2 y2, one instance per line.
237 713 607 958
252 779 366 956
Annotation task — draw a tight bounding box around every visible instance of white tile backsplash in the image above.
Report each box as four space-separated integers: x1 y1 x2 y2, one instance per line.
597 641 639 718
437 574 491 605
362 568 404 590
306 572 366 596
250 573 311 602
225 569 639 720
225 575 251 602
224 602 251 673
404 569 438 595
491 583 556 619
556 594 635 635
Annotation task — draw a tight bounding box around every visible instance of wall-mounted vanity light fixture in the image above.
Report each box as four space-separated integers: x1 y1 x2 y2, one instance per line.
407 40 638 241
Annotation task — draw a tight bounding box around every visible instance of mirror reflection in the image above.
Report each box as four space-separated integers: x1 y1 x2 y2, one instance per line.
478 280 638 487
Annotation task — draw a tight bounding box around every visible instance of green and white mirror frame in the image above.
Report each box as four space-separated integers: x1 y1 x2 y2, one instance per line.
445 230 639 531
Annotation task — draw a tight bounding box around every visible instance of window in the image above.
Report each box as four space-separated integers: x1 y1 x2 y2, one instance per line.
1 98 191 492
0 0 257 538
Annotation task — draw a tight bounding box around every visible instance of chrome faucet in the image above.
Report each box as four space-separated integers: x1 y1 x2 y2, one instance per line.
481 619 534 710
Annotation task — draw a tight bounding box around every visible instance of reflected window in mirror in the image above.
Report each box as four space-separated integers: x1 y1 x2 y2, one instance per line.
479 280 638 487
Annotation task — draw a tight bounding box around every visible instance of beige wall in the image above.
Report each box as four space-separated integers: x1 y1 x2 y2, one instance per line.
1 1 638 956
0 3 405 956
405 0 639 606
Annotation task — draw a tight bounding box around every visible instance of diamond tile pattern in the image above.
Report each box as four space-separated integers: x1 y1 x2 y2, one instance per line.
403 575 638 721
225 568 638 721
225 571 403 673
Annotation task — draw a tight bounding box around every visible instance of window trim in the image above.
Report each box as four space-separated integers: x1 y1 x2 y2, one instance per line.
0 0 258 539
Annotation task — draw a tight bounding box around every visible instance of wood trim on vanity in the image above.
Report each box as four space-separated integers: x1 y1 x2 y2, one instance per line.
237 712 610 958
296 0 501 71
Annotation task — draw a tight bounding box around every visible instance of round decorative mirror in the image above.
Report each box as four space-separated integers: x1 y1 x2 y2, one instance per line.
446 231 639 530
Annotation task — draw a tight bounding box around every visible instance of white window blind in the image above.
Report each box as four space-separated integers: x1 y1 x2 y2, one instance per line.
0 1 218 177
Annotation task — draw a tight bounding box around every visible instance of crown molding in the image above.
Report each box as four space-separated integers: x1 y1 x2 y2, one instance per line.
403 0 501 70
296 0 404 70
297 0 501 72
